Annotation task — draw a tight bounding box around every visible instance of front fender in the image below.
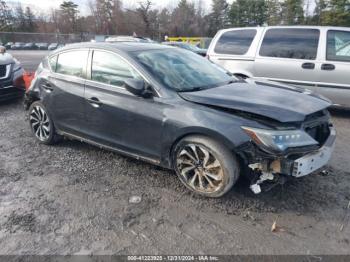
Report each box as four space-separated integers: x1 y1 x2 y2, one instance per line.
159 105 263 168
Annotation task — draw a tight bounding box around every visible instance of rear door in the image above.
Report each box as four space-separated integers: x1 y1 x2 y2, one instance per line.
254 28 321 92
43 49 89 135
318 29 350 107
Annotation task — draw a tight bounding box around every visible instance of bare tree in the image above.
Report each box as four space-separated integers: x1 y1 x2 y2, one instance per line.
136 0 153 36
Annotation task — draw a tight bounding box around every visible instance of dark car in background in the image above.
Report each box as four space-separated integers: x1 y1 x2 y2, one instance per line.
0 46 25 101
162 41 207 56
5 42 14 49
11 42 25 50
25 42 335 197
23 43 38 50
48 43 59 50
36 43 49 50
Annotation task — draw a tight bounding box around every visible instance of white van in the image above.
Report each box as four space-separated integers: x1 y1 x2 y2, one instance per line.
207 26 350 108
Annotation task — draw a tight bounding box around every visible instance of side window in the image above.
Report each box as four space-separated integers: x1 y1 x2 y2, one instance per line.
91 50 141 86
327 30 350 62
214 29 257 55
56 50 88 78
259 29 320 60
49 55 57 72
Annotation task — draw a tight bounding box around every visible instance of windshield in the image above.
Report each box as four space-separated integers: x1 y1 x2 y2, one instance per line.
132 49 235 92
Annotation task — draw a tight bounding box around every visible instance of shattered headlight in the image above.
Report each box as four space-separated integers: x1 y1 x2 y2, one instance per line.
241 126 318 152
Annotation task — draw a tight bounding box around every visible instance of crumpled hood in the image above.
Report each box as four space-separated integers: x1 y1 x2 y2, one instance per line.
179 78 331 123
0 53 15 65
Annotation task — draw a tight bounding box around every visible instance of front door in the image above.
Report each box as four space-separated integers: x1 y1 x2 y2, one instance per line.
84 50 164 161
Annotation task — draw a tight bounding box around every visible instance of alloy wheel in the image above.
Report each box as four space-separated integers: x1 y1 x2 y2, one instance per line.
176 144 224 193
29 105 51 141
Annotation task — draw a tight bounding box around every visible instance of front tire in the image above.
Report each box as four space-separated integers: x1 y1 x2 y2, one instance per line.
173 136 240 198
28 101 60 145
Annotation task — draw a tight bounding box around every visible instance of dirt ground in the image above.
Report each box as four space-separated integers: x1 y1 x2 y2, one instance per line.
0 51 349 255
0 99 349 255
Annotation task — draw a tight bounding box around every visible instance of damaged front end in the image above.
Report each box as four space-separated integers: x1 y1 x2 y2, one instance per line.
237 110 336 194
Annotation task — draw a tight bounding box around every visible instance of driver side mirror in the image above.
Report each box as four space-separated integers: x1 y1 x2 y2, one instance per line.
0 46 6 54
123 79 153 98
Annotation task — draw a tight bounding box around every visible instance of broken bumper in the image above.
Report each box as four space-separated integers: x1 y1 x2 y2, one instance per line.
292 127 336 177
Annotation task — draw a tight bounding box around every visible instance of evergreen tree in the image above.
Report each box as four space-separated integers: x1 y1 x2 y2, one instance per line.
281 0 304 25
24 7 36 32
171 0 196 36
208 0 228 36
322 0 350 26
229 0 267 27
60 1 79 33
265 0 281 25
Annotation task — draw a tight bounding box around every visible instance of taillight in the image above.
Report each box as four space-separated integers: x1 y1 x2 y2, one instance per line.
23 71 35 91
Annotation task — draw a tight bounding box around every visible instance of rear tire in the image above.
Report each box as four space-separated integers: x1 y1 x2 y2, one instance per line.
173 135 240 198
28 101 61 145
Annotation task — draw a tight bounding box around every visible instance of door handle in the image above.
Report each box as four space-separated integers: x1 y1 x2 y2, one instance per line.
87 97 102 108
321 64 335 71
302 63 315 69
42 83 53 91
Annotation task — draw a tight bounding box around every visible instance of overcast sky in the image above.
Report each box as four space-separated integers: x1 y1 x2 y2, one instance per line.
9 0 315 16
8 0 239 15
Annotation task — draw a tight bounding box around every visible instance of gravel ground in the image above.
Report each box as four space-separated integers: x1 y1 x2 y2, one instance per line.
0 51 349 255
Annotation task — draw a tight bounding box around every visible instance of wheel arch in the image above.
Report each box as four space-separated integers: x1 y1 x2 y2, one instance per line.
162 127 238 169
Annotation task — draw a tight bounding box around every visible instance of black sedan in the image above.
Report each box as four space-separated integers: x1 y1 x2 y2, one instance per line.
23 43 38 50
24 43 335 197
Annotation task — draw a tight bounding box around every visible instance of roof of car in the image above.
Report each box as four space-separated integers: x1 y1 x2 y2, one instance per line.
52 42 171 54
219 25 350 33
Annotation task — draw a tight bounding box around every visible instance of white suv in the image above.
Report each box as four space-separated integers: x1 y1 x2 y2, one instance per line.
207 26 350 108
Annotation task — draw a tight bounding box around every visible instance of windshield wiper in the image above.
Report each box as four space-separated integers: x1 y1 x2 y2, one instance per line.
226 80 236 85
179 86 207 92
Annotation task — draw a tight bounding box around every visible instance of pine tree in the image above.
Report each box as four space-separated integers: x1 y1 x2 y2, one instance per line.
281 0 304 25
208 0 228 36
229 0 267 27
24 7 36 32
60 1 79 33
322 0 350 26
266 0 282 25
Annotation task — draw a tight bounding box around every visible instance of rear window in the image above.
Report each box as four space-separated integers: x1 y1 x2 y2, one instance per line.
259 28 320 60
56 50 88 78
214 29 257 55
327 30 350 62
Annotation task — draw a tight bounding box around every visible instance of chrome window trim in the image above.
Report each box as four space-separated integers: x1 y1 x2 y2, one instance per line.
47 47 161 97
